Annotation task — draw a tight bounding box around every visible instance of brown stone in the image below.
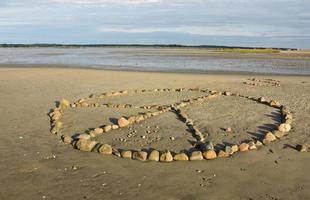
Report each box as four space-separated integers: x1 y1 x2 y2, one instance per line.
112 125 119 130
270 100 281 108
278 123 291 133
94 128 104 135
118 117 130 128
190 151 204 161
174 153 189 161
231 145 239 153
76 139 97 152
77 133 91 140
274 130 288 138
217 150 229 158
203 150 217 160
239 143 249 152
296 144 308 152
59 99 70 110
54 121 63 130
148 150 160 161
61 135 72 144
248 141 257 150
160 151 173 162
264 132 277 142
99 144 113 155
121 150 132 158
133 151 148 161
103 125 112 132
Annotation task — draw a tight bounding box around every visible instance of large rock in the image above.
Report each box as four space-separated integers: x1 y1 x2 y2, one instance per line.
174 153 189 161
203 150 217 160
99 144 113 155
239 143 249 152
264 132 277 143
133 151 148 161
76 139 97 152
148 150 160 161
160 151 173 162
59 99 70 110
118 117 130 128
190 151 204 161
278 123 291 133
121 150 132 158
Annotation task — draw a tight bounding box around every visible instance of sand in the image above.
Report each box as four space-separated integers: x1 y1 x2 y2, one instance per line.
0 67 310 200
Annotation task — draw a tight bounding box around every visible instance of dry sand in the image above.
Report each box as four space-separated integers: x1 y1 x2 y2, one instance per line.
0 67 310 200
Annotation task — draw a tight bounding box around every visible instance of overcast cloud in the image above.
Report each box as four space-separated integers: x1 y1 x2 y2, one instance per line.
0 0 309 48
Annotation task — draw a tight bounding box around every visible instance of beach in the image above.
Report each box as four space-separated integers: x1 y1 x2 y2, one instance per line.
0 66 310 200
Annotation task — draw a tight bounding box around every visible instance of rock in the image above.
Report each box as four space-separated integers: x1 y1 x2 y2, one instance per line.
133 151 148 161
80 102 89 108
274 130 288 138
54 121 63 130
190 151 204 161
170 136 175 141
258 97 267 103
59 99 70 110
226 127 232 133
248 141 257 150
225 145 234 155
112 148 121 157
94 128 104 135
61 135 72 144
112 125 119 130
99 144 113 155
148 150 160 161
118 117 130 128
103 125 112 132
223 91 232 96
296 144 308 152
160 151 173 162
270 100 281 108
77 134 91 140
264 132 277 143
278 123 291 133
76 139 97 152
217 150 229 158
135 115 145 123
239 143 249 152
203 150 217 160
51 111 62 121
121 150 132 158
174 153 189 161
255 140 263 147
231 145 239 153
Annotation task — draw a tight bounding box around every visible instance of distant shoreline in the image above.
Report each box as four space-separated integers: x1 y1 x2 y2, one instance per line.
0 44 299 51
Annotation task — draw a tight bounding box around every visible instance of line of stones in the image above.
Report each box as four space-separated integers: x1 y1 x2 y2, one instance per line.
48 88 293 162
243 78 281 87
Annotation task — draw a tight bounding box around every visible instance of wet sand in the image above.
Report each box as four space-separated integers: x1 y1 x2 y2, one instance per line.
0 67 310 200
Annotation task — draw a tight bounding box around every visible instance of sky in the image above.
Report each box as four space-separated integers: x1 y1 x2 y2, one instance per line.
0 0 309 48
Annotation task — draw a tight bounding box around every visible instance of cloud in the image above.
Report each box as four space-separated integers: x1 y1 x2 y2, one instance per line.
50 0 161 5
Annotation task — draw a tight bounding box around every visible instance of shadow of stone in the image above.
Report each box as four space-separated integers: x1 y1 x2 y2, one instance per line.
283 144 297 150
109 117 118 125
55 101 60 108
248 131 264 140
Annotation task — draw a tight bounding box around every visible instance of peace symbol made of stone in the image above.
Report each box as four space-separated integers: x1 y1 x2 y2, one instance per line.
48 88 293 162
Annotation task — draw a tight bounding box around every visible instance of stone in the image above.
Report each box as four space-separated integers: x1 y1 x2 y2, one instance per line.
135 115 145 123
217 150 229 158
248 141 257 150
160 151 173 162
118 117 130 128
51 111 62 121
231 145 239 153
190 151 204 161
112 125 119 130
225 146 234 155
174 153 189 161
258 97 267 103
274 130 288 138
94 128 104 135
103 125 112 132
59 99 70 110
270 100 281 108
264 132 277 142
255 140 263 147
75 139 97 152
203 150 217 160
223 91 232 96
133 151 148 161
205 141 214 151
77 134 91 140
99 144 113 155
296 144 308 152
54 121 63 130
112 148 121 157
61 135 72 144
121 150 132 158
148 150 160 161
278 123 291 133
226 127 232 133
239 143 249 152
80 102 89 108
